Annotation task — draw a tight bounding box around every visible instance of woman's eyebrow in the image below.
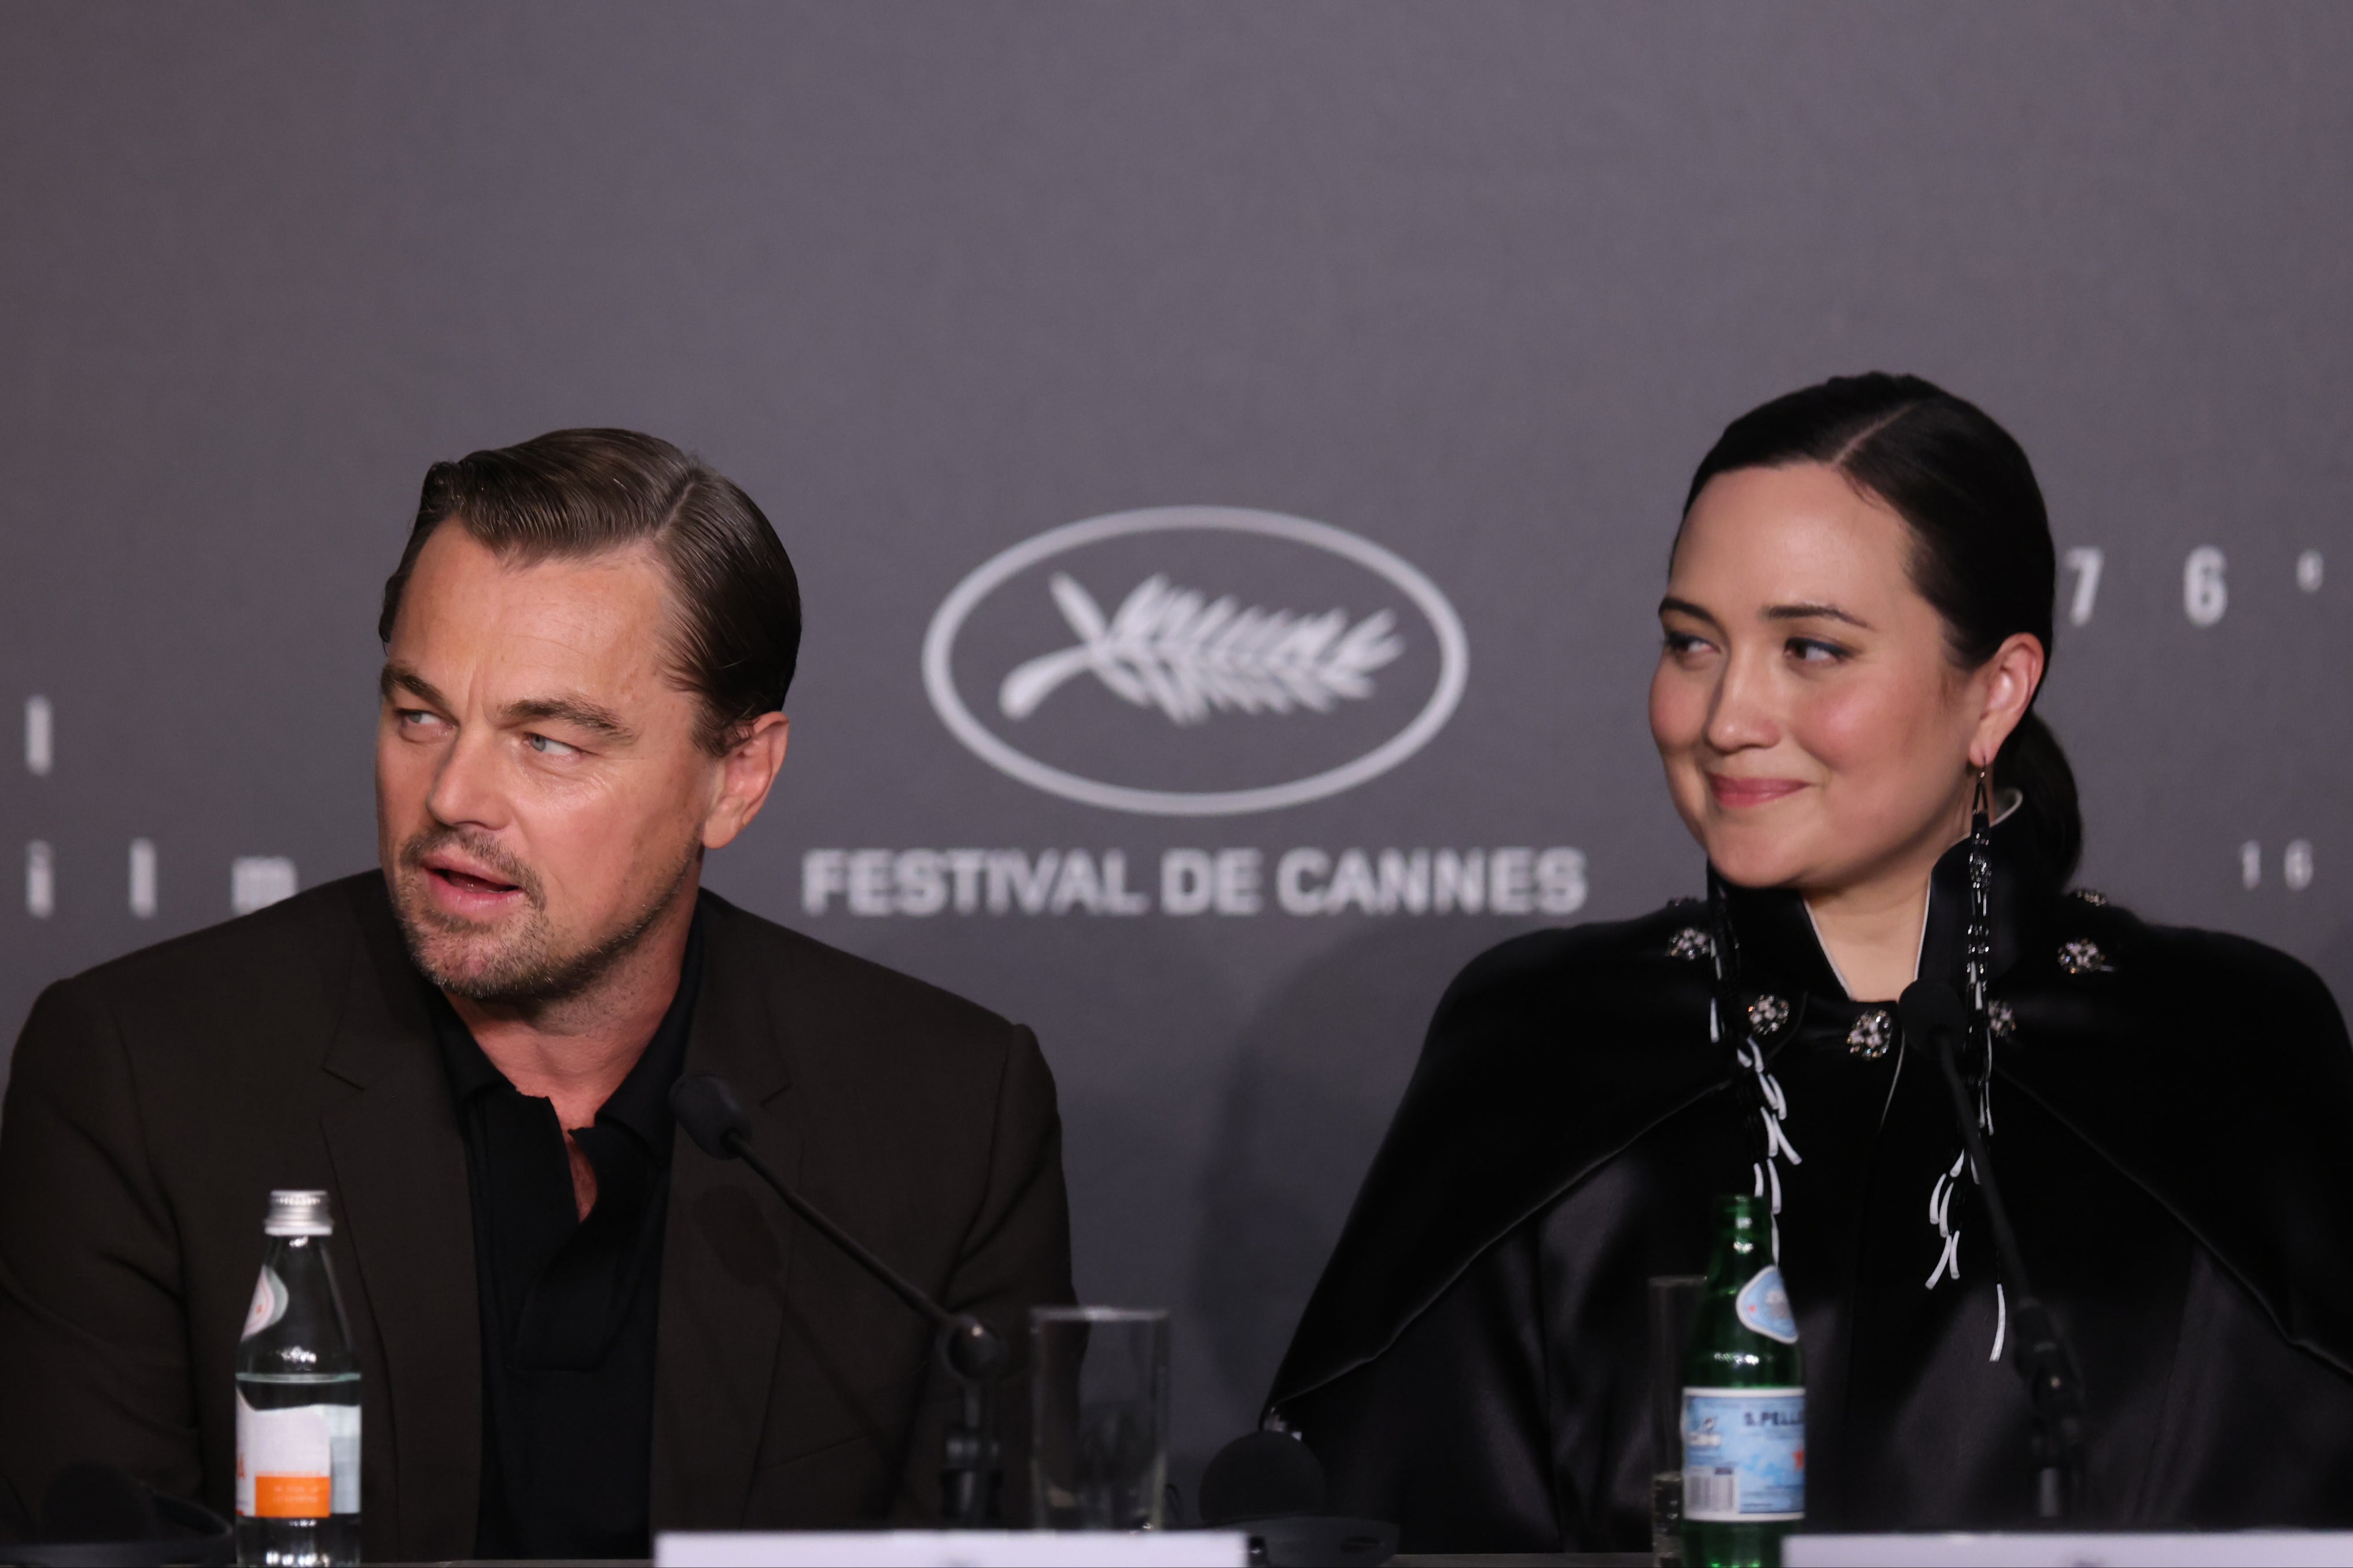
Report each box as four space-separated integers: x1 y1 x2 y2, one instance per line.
1764 601 1876 631
1658 595 1721 628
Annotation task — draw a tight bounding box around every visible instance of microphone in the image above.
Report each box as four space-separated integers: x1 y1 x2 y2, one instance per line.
1898 982 2087 1521
1198 1431 1325 1524
671 1074 1010 1526
1197 1433 1395 1566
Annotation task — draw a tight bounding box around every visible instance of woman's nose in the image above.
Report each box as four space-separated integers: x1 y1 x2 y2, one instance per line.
1704 650 1781 754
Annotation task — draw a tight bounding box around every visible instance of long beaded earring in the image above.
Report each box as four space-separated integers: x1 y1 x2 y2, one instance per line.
1927 763 2011 1357
1965 764 1995 1028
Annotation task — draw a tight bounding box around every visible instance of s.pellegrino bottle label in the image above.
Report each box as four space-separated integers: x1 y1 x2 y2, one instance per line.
1681 1195 1805 1566
1681 1384 1806 1522
235 1190 361 1566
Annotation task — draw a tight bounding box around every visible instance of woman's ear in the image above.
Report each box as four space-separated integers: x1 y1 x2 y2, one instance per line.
1968 634 2046 771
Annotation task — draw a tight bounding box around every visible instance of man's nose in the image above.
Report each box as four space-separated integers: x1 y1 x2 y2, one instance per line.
426 726 512 830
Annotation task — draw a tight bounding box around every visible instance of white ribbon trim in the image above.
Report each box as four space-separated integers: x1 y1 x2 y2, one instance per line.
1724 995 1801 1260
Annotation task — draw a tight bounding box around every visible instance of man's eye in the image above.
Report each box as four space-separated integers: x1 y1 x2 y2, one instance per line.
398 709 443 730
526 734 578 757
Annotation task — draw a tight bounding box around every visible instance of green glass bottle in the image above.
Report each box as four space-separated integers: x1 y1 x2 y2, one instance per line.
1681 1194 1805 1568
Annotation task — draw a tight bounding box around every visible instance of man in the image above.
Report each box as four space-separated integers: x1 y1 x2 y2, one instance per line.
0 430 1073 1557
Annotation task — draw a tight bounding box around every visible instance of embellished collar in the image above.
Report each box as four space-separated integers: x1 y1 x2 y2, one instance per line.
1709 808 2060 1012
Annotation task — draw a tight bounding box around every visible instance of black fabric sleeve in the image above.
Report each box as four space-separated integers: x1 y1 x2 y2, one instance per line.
2143 1246 2353 1526
0 977 199 1511
1285 1227 1562 1553
890 1022 1074 1524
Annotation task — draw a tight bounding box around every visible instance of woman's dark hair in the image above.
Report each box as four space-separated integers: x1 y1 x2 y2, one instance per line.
378 428 801 755
1678 373 2081 880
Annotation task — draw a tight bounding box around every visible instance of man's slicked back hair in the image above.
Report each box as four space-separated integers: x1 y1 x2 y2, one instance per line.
378 429 802 754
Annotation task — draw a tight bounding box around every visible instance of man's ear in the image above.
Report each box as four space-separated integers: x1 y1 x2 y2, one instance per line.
703 711 790 850
1968 634 2045 771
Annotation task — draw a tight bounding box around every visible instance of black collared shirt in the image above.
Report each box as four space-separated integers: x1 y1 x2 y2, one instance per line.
428 914 702 1560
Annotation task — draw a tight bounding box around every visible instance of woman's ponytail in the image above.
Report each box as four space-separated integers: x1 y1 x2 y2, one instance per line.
1997 709 2080 884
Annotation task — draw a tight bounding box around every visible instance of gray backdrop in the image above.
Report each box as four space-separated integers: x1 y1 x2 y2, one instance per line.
6 0 2351 1500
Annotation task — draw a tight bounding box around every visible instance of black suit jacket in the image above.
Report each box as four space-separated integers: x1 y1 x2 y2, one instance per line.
0 873 1074 1556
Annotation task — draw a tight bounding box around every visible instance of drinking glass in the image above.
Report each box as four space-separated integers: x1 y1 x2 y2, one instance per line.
1029 1306 1170 1530
1649 1274 1706 1566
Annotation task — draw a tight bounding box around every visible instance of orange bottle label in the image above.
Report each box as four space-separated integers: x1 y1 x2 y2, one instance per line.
253 1474 333 1518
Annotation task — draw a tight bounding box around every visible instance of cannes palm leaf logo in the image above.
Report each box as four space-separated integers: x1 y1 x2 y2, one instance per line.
999 573 1405 726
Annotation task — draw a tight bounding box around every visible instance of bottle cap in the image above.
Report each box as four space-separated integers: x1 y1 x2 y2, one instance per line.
263 1189 334 1237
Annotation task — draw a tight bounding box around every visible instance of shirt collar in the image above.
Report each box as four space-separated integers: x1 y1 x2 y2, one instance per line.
426 900 706 1157
595 911 702 1154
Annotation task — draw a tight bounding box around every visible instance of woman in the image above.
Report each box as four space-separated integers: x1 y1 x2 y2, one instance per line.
1265 374 2353 1549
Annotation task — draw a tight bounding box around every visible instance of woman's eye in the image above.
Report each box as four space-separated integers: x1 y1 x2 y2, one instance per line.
1787 637 1850 664
526 733 578 757
1663 631 1713 657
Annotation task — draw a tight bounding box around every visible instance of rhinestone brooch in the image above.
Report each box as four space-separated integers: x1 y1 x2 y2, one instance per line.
2068 888 2109 906
1667 927 1714 962
2057 938 2109 976
1747 994 1792 1037
1847 1008 1894 1059
1989 1000 2016 1040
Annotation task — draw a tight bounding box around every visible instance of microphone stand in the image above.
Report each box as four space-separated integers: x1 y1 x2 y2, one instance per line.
1903 984 2087 1522
675 1077 1008 1526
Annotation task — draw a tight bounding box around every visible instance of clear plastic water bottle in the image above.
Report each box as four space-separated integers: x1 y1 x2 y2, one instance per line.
235 1190 360 1566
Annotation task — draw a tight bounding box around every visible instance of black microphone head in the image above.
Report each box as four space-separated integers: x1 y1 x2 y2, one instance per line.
941 1316 1009 1381
1198 1430 1327 1525
670 1073 751 1160
1899 980 1967 1041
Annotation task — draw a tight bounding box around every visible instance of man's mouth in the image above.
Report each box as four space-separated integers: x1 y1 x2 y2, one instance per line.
432 866 519 896
414 846 533 910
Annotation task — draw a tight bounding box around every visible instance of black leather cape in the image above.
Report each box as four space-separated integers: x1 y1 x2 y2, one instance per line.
1266 816 2353 1551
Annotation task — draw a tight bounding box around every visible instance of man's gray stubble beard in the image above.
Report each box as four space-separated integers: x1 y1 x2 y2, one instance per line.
392 838 701 1008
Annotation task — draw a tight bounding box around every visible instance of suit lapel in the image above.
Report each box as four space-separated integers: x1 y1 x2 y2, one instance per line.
650 893 798 1528
317 882 482 1558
